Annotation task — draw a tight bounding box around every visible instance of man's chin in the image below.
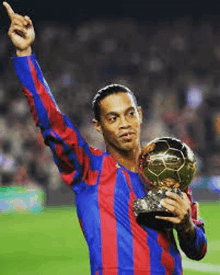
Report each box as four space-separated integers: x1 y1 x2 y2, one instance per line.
119 142 137 152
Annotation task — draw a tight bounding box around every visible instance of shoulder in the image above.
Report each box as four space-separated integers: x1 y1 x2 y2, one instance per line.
89 146 104 156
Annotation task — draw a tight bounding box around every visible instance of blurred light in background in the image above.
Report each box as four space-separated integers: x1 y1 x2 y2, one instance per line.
61 73 72 87
0 186 45 215
208 176 220 193
214 112 220 139
187 86 203 109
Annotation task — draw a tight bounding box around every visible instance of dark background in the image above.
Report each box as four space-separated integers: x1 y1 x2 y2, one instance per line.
1 1 220 28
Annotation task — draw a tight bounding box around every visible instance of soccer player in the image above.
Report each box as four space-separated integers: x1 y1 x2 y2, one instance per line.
3 2 207 274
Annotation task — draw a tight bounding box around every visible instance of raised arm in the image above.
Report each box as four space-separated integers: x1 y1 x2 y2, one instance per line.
3 2 103 189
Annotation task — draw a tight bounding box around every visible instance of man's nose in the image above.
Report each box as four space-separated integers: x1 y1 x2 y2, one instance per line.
119 116 130 128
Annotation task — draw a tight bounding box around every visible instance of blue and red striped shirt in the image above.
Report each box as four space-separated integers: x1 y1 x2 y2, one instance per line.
13 54 207 275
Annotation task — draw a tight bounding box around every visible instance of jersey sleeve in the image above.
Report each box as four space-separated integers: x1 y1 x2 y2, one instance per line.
12 54 103 190
178 188 207 260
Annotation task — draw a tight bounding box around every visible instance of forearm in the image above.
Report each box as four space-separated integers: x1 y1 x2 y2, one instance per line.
177 224 207 260
13 54 61 130
176 215 196 241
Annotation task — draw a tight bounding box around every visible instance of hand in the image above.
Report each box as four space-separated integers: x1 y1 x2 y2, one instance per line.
3 1 35 56
156 191 195 235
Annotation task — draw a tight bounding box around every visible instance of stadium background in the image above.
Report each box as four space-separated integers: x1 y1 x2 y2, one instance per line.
0 0 220 274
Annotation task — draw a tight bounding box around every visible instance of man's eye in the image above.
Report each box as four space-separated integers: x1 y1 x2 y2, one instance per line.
128 111 135 116
108 116 117 122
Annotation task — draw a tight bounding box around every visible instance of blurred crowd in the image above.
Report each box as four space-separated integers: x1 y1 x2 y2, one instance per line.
1 17 220 191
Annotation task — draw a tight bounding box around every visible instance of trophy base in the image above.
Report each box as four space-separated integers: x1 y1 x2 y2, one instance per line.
136 211 174 230
133 188 183 230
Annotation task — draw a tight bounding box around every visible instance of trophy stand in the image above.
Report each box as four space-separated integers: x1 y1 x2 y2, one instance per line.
134 188 183 229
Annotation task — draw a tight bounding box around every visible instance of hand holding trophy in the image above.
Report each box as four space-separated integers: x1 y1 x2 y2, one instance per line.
134 137 196 230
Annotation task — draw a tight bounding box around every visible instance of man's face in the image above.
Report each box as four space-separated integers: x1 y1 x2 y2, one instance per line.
94 92 142 152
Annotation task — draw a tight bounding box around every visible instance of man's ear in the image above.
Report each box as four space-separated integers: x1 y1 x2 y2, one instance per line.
93 118 103 134
137 106 143 124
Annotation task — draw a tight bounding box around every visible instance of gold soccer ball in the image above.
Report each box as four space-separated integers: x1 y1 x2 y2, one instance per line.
138 137 196 191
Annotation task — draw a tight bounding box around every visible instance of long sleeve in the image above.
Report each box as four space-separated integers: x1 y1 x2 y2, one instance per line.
178 189 207 260
12 54 103 190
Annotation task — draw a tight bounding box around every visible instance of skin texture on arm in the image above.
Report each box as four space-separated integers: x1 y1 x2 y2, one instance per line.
3 1 34 56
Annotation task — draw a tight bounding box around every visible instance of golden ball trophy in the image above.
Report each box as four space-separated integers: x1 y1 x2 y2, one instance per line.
134 137 196 229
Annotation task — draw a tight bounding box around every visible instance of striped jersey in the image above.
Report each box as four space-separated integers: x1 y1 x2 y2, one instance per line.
12 54 207 275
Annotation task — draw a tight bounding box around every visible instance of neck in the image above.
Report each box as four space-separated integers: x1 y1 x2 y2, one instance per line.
107 145 141 172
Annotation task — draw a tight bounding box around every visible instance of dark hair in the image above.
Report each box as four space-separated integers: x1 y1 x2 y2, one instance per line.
92 84 138 121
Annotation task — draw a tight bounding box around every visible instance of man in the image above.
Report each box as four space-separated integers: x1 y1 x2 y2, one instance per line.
3 2 207 274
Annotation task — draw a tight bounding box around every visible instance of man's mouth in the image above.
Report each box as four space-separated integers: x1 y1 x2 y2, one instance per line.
119 131 135 138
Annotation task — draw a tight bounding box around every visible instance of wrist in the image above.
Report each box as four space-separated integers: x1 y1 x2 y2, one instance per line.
16 47 32 56
176 221 196 238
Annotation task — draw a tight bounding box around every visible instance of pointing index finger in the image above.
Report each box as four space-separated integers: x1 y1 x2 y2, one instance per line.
3 2 14 20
